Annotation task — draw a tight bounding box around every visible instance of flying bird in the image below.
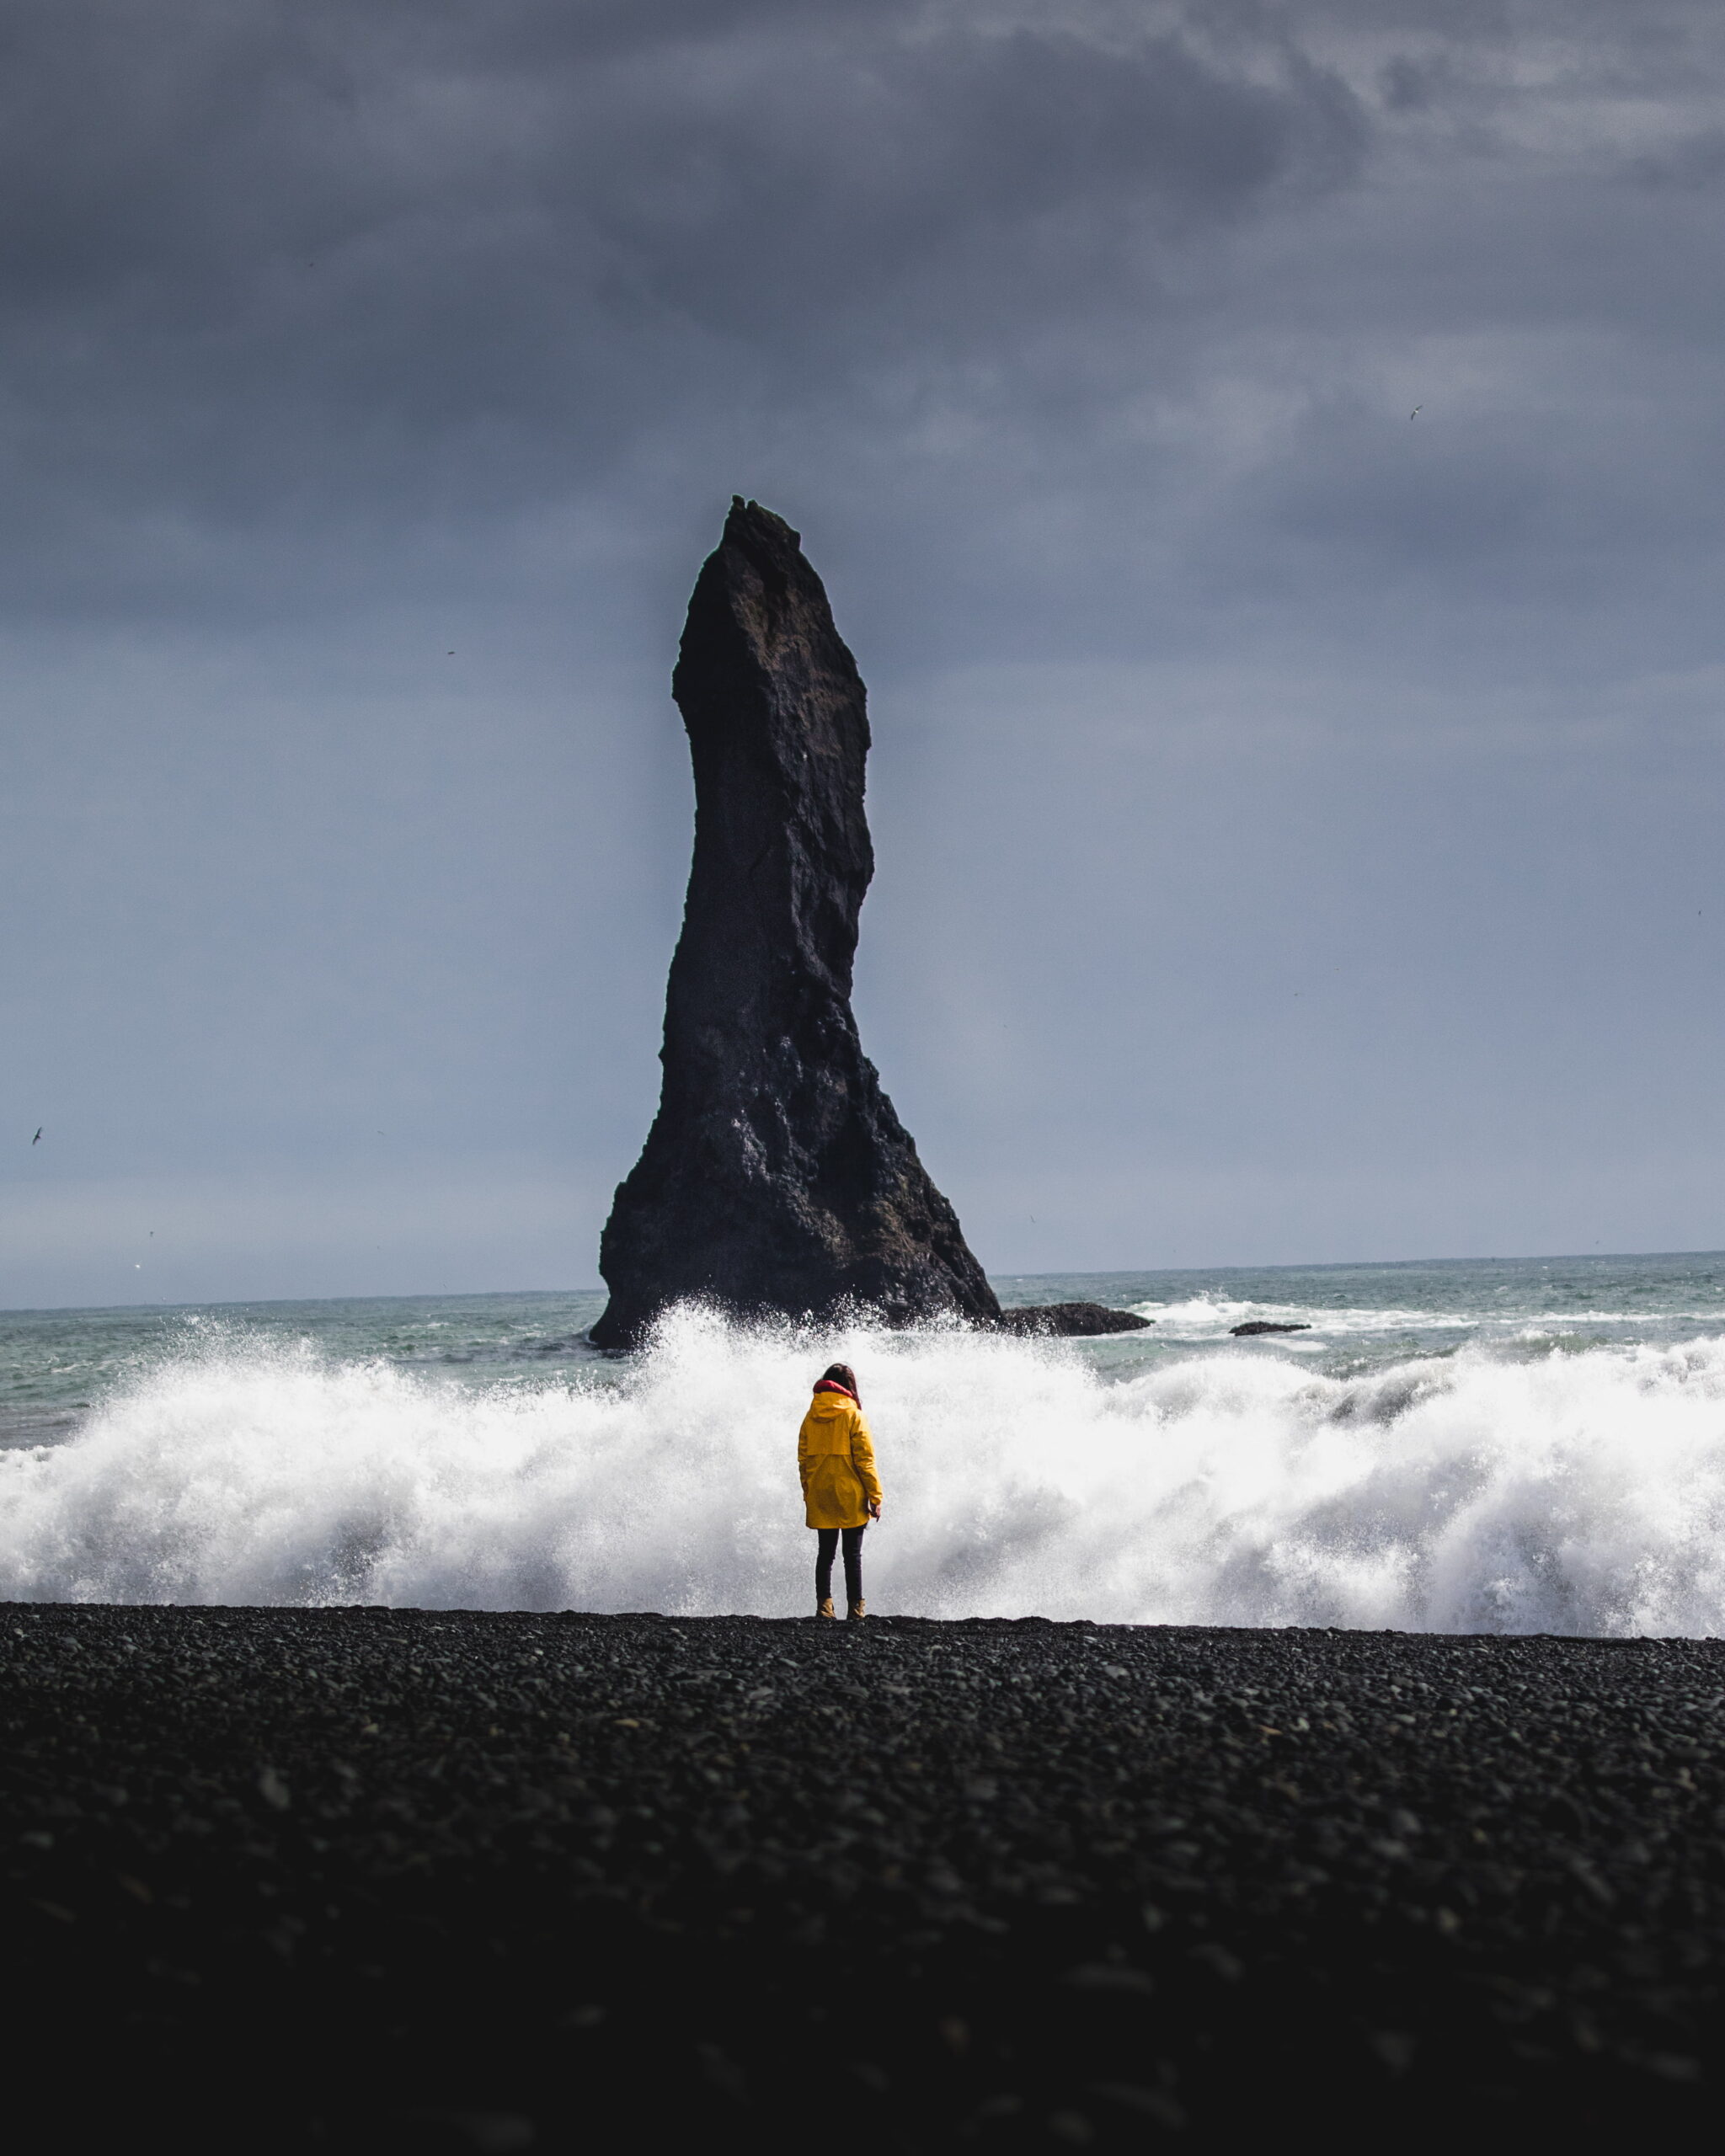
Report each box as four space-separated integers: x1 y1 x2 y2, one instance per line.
1409 405 1422 419
31 1127 40 1145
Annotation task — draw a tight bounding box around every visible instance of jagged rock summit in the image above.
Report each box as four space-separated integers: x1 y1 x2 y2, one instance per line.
590 499 1001 1348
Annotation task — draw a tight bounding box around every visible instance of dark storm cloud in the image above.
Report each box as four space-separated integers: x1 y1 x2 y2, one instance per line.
0 0 1367 607
7 0 1725 650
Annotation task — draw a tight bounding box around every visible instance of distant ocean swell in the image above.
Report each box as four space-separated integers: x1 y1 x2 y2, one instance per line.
2 1303 1724 1635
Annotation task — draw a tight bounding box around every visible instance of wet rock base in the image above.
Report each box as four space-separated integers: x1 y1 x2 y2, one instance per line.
3 1607 1722 2153
995 1303 1152 1337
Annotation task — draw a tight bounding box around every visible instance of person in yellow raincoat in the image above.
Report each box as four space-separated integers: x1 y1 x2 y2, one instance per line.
798 1361 883 1620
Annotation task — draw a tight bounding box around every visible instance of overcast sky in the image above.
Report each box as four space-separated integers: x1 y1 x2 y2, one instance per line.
5 0 1725 1307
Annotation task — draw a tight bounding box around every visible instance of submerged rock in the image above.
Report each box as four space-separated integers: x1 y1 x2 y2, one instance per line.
1230 1321 1312 1337
590 499 1001 1349
996 1301 1151 1337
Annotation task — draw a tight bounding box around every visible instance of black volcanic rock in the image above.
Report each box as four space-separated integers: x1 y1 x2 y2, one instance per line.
997 1300 1152 1337
1231 1320 1312 1337
590 500 1000 1349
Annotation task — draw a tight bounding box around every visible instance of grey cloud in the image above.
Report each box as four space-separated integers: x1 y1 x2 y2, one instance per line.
0 0 1366 606
11 0 1722 643
1626 128 1725 188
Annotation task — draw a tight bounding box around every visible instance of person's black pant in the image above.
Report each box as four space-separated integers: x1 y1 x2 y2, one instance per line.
815 1524 866 1607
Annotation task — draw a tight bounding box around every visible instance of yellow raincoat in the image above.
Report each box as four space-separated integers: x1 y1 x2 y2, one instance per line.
798 1387 883 1529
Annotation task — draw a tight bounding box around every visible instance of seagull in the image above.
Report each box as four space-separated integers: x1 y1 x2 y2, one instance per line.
31 1127 40 1145
1409 405 1422 419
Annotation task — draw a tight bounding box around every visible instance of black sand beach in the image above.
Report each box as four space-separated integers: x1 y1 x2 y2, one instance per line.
3 1607 1721 2151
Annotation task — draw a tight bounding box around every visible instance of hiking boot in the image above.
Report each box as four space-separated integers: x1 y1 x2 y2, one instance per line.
847 1600 867 1621
817 1597 836 1620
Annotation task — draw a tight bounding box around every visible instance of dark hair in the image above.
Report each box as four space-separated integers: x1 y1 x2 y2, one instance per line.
821 1361 859 1401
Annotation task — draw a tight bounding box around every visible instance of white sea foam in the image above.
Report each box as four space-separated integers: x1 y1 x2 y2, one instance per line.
1134 1294 1473 1338
3 1305 1725 1634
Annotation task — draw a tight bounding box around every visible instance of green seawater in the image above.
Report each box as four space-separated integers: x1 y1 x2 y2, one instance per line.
5 1250 1725 1449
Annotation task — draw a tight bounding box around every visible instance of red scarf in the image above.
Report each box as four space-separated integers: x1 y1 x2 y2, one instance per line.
812 1379 857 1404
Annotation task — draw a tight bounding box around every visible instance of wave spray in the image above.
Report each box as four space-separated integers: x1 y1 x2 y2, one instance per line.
3 1304 1724 1633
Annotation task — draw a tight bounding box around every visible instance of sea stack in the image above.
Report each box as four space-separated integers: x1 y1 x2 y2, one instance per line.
590 499 1001 1348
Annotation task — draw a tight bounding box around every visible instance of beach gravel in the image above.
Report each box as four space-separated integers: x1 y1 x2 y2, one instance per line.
3 1607 1722 2150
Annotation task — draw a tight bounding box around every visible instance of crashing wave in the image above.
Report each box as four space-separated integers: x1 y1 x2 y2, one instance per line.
2 1302 1723 1634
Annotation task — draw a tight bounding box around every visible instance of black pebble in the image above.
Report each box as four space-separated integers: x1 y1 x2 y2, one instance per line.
2 1606 1721 2152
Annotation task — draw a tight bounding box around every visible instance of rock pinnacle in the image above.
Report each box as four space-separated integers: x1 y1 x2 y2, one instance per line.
590 499 1001 1348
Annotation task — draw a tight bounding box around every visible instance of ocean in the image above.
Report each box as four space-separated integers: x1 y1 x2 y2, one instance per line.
3 1253 1725 1633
